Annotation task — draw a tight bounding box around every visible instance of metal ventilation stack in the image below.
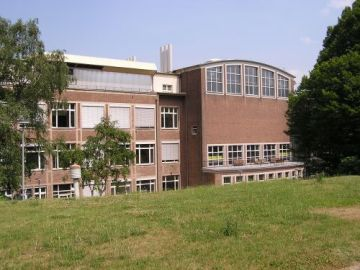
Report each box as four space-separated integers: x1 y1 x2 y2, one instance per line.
160 44 173 73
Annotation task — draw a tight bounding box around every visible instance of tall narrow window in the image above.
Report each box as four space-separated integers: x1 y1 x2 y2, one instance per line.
207 66 223 93
135 107 155 128
52 103 75 128
162 175 179 191
161 107 178 129
53 144 76 169
136 144 155 165
25 145 45 170
208 145 224 167
246 145 260 163
278 75 289 97
109 106 130 128
245 66 259 95
262 69 275 97
263 144 276 161
162 143 179 163
81 105 104 128
226 65 241 94
228 145 242 165
279 144 291 161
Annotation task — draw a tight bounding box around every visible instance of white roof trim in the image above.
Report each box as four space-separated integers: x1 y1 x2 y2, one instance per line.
64 54 157 71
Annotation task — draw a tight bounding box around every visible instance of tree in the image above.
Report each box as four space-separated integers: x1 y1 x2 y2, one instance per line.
0 18 69 194
59 118 135 196
287 1 360 175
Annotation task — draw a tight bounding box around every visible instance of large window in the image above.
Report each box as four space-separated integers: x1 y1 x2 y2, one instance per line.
278 75 289 97
161 107 178 129
52 103 75 128
25 146 45 170
207 66 223 93
81 105 104 128
280 144 291 161
228 145 242 165
162 143 179 163
263 144 276 161
52 144 76 169
262 69 275 97
136 179 155 192
208 145 224 166
53 184 74 198
162 175 179 191
136 144 155 165
135 107 155 128
245 66 259 95
226 65 241 94
246 144 260 163
109 106 130 129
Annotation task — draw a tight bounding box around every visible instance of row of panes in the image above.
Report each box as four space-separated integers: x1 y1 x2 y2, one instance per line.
222 169 303 185
25 142 180 170
206 64 290 98
51 103 179 129
208 143 291 167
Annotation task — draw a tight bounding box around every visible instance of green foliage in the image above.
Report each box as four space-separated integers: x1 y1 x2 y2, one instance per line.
59 118 135 196
287 1 360 175
0 17 70 193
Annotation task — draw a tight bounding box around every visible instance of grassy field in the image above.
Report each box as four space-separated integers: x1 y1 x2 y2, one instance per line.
1 176 360 270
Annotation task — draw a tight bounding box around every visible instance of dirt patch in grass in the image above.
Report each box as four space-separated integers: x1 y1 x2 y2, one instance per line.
312 206 360 221
341 262 360 270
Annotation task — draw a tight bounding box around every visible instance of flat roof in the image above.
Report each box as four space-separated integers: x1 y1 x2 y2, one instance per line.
64 54 157 72
174 59 295 78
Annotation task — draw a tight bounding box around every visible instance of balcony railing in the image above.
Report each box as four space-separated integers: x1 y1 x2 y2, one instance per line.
204 157 295 168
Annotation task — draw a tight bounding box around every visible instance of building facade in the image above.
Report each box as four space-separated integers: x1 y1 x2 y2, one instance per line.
23 54 303 199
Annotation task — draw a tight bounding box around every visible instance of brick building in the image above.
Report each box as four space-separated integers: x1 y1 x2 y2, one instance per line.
22 52 303 198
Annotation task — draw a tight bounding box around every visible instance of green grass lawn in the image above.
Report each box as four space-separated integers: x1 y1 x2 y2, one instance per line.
1 176 360 270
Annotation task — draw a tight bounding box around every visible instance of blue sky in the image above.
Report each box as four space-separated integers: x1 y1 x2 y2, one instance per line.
0 0 354 84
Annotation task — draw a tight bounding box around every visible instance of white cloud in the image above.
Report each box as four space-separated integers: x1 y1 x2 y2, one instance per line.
321 0 354 16
300 36 314 45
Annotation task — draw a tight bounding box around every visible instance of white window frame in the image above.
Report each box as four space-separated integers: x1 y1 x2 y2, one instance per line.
162 175 180 191
222 175 233 185
261 68 275 98
207 145 224 167
263 144 276 162
279 143 291 161
53 184 75 198
277 74 290 99
244 65 259 96
162 84 173 91
246 144 260 164
226 64 242 95
136 178 156 192
227 145 243 165
52 143 75 170
161 107 179 129
25 145 45 170
111 180 131 195
52 103 76 128
206 66 224 94
136 143 155 165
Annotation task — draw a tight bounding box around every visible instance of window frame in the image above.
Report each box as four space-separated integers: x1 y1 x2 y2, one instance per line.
136 178 156 192
206 65 224 94
263 144 276 162
161 106 179 129
135 105 155 129
52 103 76 128
207 145 224 167
108 104 131 129
277 73 290 98
52 143 76 170
244 65 259 97
161 142 180 163
227 145 243 165
279 143 291 161
261 68 275 98
225 64 242 95
246 144 260 164
81 103 105 129
25 145 46 171
162 175 180 191
136 143 155 165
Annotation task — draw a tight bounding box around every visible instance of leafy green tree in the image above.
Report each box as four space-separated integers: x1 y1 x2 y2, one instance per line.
287 1 360 175
59 118 135 196
0 18 69 194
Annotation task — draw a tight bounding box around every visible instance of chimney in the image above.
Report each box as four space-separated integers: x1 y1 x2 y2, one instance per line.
160 44 173 73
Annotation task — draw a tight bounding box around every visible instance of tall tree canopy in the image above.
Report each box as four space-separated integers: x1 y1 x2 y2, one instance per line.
287 0 360 175
0 18 69 193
